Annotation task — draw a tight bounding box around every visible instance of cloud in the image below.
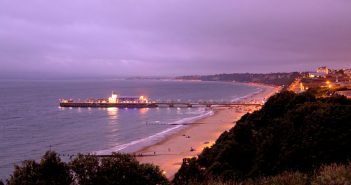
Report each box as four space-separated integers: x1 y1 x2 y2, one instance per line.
0 0 351 78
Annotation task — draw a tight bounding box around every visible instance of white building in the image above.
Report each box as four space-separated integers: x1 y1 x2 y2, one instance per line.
108 92 118 103
317 66 329 74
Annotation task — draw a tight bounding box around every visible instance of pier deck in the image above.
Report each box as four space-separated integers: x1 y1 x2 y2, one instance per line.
60 101 262 108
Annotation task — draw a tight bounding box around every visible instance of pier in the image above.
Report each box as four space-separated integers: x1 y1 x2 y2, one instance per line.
59 101 262 108
155 101 262 108
59 92 263 108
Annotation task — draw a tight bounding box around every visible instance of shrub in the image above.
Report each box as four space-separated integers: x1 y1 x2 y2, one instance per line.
256 172 308 185
312 163 351 185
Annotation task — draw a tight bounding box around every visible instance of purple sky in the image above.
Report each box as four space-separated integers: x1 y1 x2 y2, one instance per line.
1 0 351 78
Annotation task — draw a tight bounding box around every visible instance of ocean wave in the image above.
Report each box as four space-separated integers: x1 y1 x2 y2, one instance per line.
184 108 208 115
231 88 264 102
94 110 214 155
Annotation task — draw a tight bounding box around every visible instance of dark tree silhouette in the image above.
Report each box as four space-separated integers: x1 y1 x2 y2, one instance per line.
173 91 351 184
70 153 169 185
7 151 72 185
7 152 169 185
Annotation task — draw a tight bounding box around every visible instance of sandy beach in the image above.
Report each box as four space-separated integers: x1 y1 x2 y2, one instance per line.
137 83 281 179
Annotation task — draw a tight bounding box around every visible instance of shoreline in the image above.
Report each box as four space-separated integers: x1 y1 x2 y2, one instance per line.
136 83 281 179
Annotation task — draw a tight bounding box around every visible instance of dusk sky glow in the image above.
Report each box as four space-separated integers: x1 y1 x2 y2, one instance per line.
1 0 351 78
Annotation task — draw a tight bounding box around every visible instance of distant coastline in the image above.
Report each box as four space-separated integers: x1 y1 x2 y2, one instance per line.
175 72 300 87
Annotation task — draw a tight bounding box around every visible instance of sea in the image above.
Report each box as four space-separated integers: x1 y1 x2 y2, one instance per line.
0 79 261 179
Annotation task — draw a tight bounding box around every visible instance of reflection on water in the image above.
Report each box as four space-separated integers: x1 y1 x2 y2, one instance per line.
106 108 119 138
139 108 149 115
107 107 118 120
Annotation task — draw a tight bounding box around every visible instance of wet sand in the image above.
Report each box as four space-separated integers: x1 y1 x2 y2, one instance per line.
137 83 281 179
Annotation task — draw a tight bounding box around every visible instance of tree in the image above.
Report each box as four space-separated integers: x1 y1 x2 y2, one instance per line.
70 153 169 185
69 154 100 185
7 160 40 185
173 158 205 185
7 151 72 185
38 151 72 185
7 151 169 185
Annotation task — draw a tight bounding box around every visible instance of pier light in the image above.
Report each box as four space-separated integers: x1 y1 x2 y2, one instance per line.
139 95 148 103
108 91 118 103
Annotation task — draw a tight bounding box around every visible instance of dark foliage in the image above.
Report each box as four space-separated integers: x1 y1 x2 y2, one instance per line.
173 91 351 184
177 72 301 87
187 163 351 185
7 151 72 185
6 151 168 185
173 158 205 185
70 153 169 185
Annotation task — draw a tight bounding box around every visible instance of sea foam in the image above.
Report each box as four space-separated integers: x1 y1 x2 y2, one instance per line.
95 110 214 155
